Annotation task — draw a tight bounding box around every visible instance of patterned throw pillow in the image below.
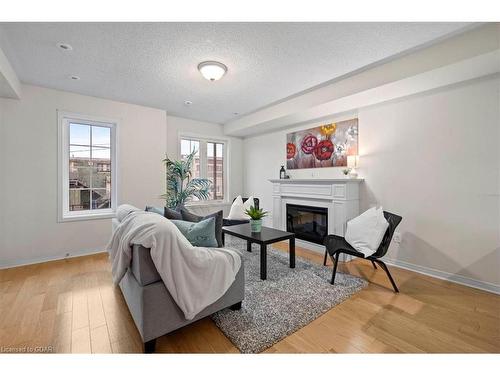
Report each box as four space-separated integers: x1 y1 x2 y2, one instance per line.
181 209 223 247
171 218 218 248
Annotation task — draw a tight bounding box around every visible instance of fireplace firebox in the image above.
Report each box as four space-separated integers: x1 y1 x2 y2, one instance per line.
286 204 328 245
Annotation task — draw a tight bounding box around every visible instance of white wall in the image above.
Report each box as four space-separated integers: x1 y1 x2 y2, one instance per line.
166 115 244 216
0 41 22 99
243 77 500 289
0 84 168 267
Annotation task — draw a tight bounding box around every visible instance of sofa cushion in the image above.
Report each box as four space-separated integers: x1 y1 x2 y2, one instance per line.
145 206 164 215
227 195 254 220
171 218 218 247
164 207 183 220
131 244 161 286
181 209 223 247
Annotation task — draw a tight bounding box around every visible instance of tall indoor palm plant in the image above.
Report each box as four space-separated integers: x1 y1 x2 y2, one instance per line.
162 149 211 209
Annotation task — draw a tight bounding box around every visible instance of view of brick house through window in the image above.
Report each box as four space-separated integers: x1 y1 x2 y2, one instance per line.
207 142 224 200
69 123 112 211
180 138 225 201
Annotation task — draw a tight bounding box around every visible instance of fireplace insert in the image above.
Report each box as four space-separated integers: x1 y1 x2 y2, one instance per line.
286 204 328 245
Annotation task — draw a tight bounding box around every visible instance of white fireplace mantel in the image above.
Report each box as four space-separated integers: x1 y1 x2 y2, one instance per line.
269 178 363 256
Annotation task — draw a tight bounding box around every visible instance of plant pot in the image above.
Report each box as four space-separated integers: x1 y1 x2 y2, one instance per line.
250 219 263 233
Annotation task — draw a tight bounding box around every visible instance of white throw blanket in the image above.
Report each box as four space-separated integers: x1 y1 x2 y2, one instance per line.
107 205 242 320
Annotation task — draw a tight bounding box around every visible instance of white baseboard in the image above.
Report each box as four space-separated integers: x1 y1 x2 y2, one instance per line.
296 239 499 295
0 248 107 270
384 258 500 295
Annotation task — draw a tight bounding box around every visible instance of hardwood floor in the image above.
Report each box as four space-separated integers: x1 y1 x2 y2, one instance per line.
0 243 498 353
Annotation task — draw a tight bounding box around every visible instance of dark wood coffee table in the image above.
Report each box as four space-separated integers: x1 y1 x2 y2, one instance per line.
222 224 295 280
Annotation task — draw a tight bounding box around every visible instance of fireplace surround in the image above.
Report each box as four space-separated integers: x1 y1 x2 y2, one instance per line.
269 178 363 258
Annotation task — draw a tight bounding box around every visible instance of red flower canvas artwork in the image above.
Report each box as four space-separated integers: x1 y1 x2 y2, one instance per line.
286 143 296 159
300 134 318 154
286 118 358 169
314 139 334 160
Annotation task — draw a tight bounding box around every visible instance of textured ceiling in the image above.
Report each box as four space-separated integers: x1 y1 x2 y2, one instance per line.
0 22 471 123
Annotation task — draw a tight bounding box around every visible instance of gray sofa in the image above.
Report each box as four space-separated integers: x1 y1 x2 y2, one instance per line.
119 243 245 353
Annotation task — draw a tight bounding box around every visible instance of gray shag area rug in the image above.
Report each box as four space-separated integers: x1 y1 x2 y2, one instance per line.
211 236 367 353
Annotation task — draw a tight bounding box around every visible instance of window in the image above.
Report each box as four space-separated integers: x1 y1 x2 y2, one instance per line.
179 135 227 203
207 142 224 200
180 139 200 179
58 112 118 221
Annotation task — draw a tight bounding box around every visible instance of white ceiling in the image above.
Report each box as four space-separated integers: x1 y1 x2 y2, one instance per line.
0 22 472 124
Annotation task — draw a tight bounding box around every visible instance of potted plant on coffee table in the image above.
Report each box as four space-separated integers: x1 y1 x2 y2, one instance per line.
245 206 269 233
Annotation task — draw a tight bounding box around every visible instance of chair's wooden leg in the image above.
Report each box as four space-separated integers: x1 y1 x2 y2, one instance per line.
144 339 157 353
323 248 328 266
376 260 399 293
371 260 377 269
330 252 340 285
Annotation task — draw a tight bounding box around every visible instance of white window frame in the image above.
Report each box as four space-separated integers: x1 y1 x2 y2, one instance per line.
58 110 118 222
177 132 230 206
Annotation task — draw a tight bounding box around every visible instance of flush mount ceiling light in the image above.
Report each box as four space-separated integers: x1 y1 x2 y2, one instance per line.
198 61 227 81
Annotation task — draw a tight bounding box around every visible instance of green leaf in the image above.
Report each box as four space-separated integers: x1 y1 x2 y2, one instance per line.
244 205 268 220
163 149 212 208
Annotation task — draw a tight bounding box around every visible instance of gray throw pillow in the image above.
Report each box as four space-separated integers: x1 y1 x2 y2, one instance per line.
181 209 223 247
171 218 218 248
164 207 183 220
145 206 164 215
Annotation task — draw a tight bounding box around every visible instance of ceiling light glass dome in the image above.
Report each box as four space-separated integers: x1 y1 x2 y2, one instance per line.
198 61 227 81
